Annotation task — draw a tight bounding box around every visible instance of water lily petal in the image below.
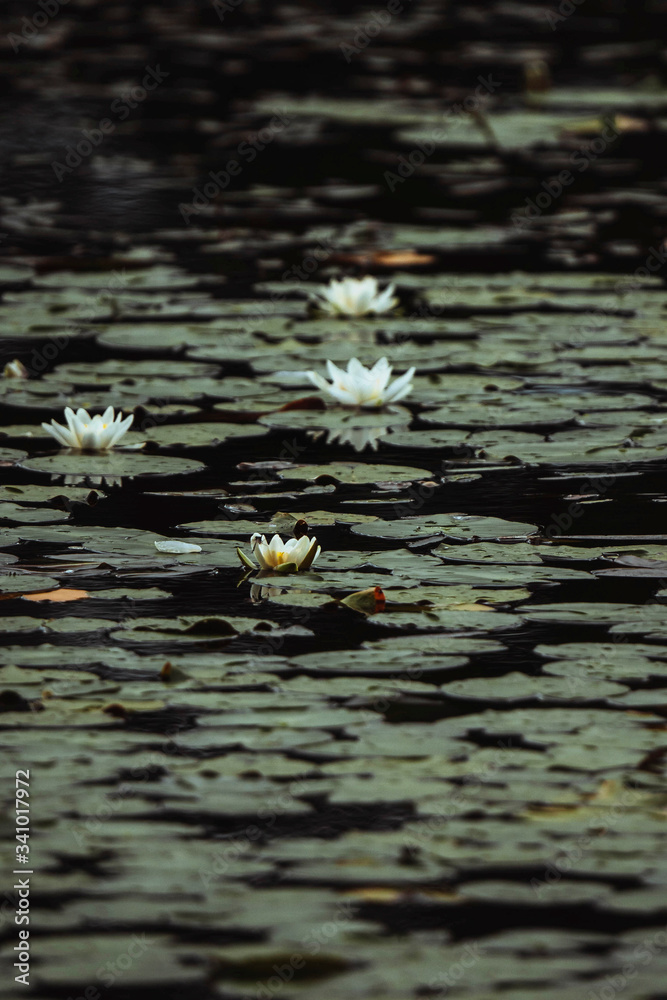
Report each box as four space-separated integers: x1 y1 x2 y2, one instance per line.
268 534 284 554
64 407 82 434
306 370 332 394
155 540 202 554
250 532 271 569
253 543 272 571
80 428 103 450
42 420 74 448
273 369 314 383
273 561 299 574
325 359 348 384
237 546 258 570
384 366 416 403
328 383 363 405
347 357 367 378
370 357 392 384
288 536 310 564
374 283 398 312
107 412 134 447
355 282 377 314
299 539 321 570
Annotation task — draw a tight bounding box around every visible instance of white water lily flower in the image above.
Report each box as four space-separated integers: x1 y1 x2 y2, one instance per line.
3 359 29 379
308 276 398 317
306 357 415 408
41 406 134 451
237 533 321 573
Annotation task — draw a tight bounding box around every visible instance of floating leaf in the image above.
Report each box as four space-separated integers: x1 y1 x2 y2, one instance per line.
22 588 89 603
340 586 386 615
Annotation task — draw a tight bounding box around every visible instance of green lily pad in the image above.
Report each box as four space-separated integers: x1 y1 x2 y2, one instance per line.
443 672 628 702
0 501 72 524
276 462 433 484
19 450 206 482
0 573 61 595
0 440 29 460
143 421 269 447
291 647 469 678
351 513 538 542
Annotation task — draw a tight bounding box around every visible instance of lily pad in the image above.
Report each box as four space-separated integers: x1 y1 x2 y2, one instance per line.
351 513 538 542
143 421 269 447
276 462 433 484
19 450 206 482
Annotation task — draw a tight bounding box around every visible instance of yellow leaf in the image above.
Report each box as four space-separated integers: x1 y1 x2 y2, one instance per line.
23 588 89 602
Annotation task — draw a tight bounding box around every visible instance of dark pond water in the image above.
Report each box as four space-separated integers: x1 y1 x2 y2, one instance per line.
2 2 667 999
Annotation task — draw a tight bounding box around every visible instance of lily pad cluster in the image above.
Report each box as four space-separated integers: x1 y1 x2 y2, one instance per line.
3 9 667 999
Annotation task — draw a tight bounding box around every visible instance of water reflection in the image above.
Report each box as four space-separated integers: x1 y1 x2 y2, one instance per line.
322 404 411 452
326 424 388 451
56 473 123 488
251 582 278 603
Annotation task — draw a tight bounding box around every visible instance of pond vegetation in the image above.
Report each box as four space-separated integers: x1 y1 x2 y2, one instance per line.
2 1 667 997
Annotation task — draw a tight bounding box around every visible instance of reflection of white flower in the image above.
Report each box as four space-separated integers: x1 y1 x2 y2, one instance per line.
309 276 398 317
250 582 279 602
307 357 415 408
327 425 386 452
237 533 321 573
3 359 29 379
42 406 134 451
